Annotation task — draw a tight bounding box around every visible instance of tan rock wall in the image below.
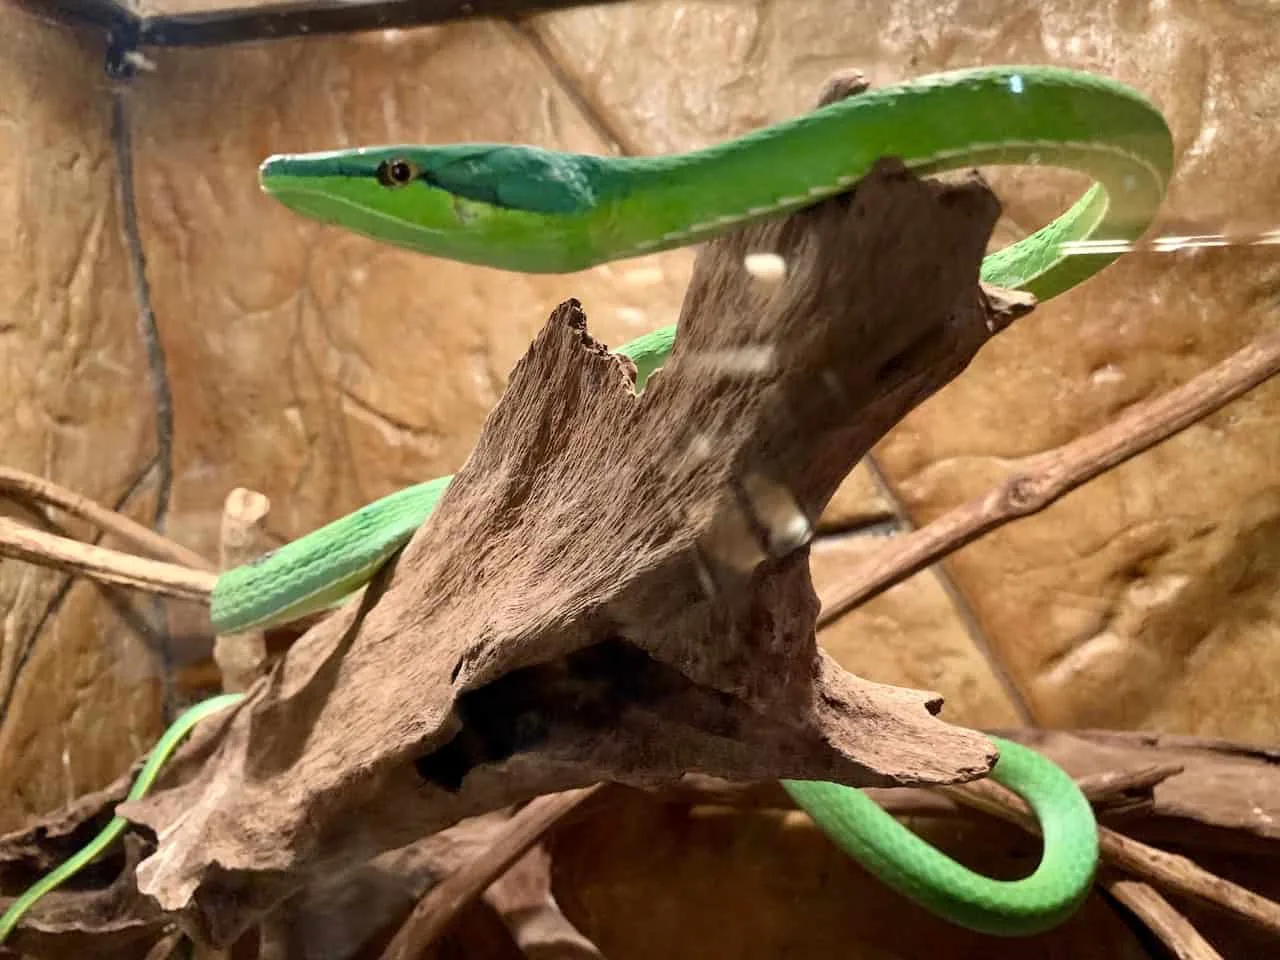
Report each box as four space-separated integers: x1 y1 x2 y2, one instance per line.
0 11 163 832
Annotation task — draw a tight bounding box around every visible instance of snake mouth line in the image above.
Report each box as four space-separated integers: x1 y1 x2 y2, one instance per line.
260 178 456 243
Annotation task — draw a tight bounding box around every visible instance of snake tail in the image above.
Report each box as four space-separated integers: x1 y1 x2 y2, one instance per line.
0 694 244 945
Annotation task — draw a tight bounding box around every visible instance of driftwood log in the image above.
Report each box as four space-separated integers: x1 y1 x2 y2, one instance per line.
35 152 1023 948
126 156 1026 945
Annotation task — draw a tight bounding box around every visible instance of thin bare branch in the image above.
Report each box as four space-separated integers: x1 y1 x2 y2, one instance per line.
818 327 1280 625
1075 763 1185 820
0 465 212 571
1099 827 1280 938
0 517 216 603
1103 874 1225 960
378 786 603 960
484 843 605 957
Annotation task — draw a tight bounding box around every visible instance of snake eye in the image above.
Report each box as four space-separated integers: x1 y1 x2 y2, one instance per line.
376 158 418 188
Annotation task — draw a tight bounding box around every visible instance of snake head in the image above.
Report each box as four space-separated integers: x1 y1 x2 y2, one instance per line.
257 143 605 271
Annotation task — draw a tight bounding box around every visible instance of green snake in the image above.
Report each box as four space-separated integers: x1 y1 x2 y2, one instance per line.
1 65 1172 942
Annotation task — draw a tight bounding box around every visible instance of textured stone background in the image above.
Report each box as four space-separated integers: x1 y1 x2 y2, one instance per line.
0 0 1276 956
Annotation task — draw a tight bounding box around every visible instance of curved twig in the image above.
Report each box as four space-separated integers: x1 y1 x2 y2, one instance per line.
818 328 1280 625
0 465 212 571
